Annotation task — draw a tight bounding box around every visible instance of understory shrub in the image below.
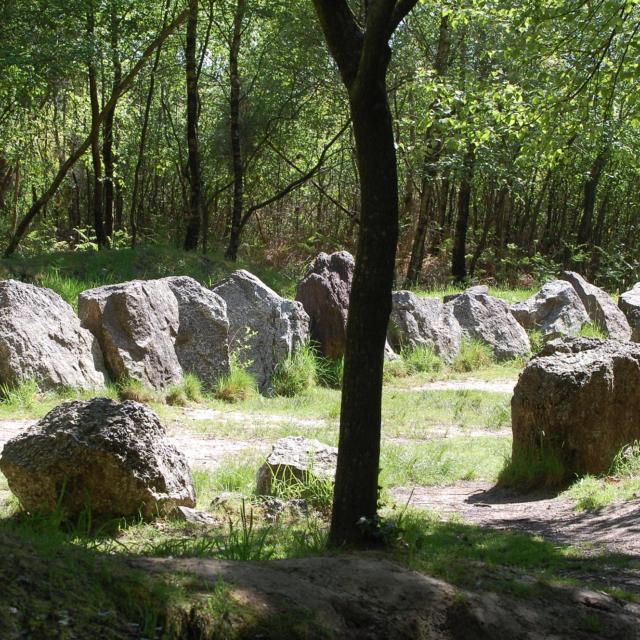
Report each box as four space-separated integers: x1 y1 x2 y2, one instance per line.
272 345 317 397
452 339 495 373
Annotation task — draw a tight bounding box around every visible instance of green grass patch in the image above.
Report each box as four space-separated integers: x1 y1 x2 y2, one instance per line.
579 323 608 340
401 345 443 375
498 446 567 491
272 345 318 397
213 361 258 404
380 437 510 488
451 339 495 373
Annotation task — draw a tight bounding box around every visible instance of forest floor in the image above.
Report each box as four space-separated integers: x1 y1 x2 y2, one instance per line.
1 249 638 637
2 365 640 638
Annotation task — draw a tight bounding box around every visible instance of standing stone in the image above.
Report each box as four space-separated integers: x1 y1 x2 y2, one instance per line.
256 436 337 496
0 280 106 390
295 251 354 359
388 291 462 362
510 280 589 338
619 284 640 342
212 270 309 393
446 290 530 360
162 277 230 388
0 398 196 519
511 338 640 479
79 280 182 389
562 271 631 341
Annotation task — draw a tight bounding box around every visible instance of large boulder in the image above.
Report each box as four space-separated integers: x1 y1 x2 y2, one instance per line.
511 338 640 479
161 277 230 388
256 436 337 496
79 279 182 389
212 270 309 393
295 251 354 358
446 290 530 360
388 291 462 362
619 283 640 342
0 280 106 391
510 280 589 338
79 277 230 390
0 398 195 519
562 271 631 341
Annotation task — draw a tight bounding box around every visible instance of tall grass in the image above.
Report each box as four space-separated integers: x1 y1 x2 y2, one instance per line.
451 339 495 373
272 345 317 397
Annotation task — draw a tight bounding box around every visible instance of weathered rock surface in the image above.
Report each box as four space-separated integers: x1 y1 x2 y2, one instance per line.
511 280 589 338
256 436 337 496
295 251 354 359
511 338 640 478
443 285 489 304
79 277 230 389
447 290 530 360
619 283 640 342
79 279 182 389
388 291 462 362
161 277 230 388
0 398 195 518
562 271 631 341
0 280 106 390
212 270 309 393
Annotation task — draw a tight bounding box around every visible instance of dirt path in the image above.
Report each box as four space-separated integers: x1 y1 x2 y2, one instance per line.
398 379 517 394
392 482 640 557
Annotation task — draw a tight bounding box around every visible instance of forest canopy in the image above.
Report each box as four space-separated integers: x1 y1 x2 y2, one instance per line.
1 0 639 288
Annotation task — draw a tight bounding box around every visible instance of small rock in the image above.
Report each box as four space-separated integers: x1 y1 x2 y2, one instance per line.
256 436 337 496
173 506 216 525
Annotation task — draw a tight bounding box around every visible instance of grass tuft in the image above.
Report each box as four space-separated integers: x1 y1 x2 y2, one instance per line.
498 446 567 491
272 345 317 397
214 359 257 403
165 373 203 406
402 345 444 375
452 339 495 373
116 378 158 403
579 323 608 339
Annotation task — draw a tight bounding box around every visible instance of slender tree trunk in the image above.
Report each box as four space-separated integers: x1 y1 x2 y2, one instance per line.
577 148 609 247
183 0 203 251
225 0 247 260
451 148 475 282
404 13 452 287
102 0 121 240
88 7 106 247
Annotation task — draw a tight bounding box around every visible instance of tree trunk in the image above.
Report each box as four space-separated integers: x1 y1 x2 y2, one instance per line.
451 148 475 282
88 7 106 247
225 0 247 261
577 148 609 247
102 0 122 240
183 0 202 251
312 0 419 547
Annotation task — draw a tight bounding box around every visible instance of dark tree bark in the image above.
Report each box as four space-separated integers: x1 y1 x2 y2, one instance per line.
312 0 418 547
224 0 247 261
87 6 106 247
577 148 609 247
451 147 475 282
183 0 203 251
3 10 189 258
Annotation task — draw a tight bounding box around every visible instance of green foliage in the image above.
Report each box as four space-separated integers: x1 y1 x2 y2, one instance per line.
165 374 203 406
116 378 158 404
401 345 443 375
271 345 317 397
498 447 567 491
451 340 495 373
213 358 258 403
527 329 545 355
579 323 608 340
316 356 344 389
383 357 410 382
268 467 334 515
0 379 39 410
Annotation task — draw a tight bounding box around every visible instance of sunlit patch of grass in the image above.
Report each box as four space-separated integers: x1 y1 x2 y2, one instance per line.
452 339 495 373
213 365 258 404
380 437 510 488
563 441 640 510
413 285 539 305
272 345 317 397
579 322 608 340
